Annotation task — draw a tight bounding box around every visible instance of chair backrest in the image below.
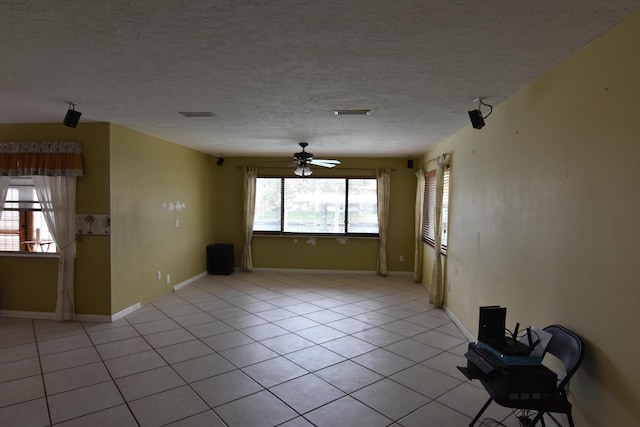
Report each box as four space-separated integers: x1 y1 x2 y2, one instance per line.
543 325 585 388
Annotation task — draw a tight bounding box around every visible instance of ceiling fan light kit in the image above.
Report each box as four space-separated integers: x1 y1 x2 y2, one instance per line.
294 165 313 176
290 142 340 177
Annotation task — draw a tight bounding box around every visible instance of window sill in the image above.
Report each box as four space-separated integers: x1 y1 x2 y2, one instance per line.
254 233 380 240
0 251 59 259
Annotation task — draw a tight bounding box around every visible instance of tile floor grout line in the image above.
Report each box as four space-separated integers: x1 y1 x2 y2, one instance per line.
119 307 227 426
1 272 485 426
31 318 55 427
79 318 143 427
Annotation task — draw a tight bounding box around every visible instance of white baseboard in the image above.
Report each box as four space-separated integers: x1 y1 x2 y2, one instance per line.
0 270 414 323
251 267 375 274
0 271 206 323
109 302 142 322
249 267 412 276
387 271 413 277
0 310 56 320
75 313 114 323
173 271 207 291
0 303 144 323
443 304 474 342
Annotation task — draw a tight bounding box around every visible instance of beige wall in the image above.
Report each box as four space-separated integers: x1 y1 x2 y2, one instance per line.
109 124 216 312
0 122 112 316
214 157 416 272
422 13 640 426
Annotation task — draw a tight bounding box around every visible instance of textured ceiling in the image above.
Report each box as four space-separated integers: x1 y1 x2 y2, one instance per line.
1 1 637 158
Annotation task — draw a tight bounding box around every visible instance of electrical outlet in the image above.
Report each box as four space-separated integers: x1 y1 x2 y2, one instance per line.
448 281 451 292
157 271 162 280
166 274 171 284
175 219 180 228
399 255 404 262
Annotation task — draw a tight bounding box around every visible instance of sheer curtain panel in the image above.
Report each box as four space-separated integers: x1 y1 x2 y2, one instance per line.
376 169 390 276
429 155 447 307
33 176 77 320
413 169 425 282
0 176 9 213
241 166 258 271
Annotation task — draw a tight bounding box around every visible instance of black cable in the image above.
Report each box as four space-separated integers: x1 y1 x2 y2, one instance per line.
516 409 535 426
479 99 493 118
480 417 507 426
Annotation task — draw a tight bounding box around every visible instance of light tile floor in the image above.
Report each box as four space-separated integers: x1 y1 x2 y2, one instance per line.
0 272 523 426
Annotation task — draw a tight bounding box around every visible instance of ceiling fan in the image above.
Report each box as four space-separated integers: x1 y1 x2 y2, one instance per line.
290 142 340 176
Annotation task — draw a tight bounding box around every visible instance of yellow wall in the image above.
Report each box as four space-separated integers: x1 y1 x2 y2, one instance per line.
0 256 58 313
109 124 216 312
0 123 217 316
214 157 416 272
423 13 640 426
0 123 112 316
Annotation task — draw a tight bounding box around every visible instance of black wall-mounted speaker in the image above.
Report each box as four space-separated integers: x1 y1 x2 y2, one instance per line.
468 109 485 129
63 109 82 128
216 157 225 166
407 159 414 169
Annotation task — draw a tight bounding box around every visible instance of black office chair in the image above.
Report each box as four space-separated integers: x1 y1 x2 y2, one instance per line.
470 324 585 427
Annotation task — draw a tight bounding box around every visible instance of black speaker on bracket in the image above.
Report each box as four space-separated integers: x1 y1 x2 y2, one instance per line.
63 109 82 128
407 159 414 169
468 109 485 129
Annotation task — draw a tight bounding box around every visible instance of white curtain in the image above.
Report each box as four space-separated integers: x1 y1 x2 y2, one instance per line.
429 155 447 307
33 176 77 321
240 166 258 271
376 169 391 276
0 176 10 213
413 169 425 282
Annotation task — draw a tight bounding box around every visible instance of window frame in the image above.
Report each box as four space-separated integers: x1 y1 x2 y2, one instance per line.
0 177 58 254
422 168 450 255
253 175 380 238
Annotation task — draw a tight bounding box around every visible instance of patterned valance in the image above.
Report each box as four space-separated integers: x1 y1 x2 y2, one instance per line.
0 141 83 177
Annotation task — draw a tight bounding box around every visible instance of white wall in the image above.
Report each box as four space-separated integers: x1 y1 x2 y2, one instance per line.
423 12 640 426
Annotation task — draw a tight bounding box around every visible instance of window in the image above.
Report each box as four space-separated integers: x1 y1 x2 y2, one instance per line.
423 169 450 254
254 177 378 235
0 177 57 253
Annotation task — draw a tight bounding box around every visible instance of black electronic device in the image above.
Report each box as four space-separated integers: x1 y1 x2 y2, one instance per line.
499 322 540 356
478 305 506 345
478 306 538 357
460 342 557 404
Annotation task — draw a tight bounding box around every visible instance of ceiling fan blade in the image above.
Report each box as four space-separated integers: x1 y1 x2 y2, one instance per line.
309 159 340 168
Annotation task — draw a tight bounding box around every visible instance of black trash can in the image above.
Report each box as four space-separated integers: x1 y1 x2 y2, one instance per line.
207 243 234 275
